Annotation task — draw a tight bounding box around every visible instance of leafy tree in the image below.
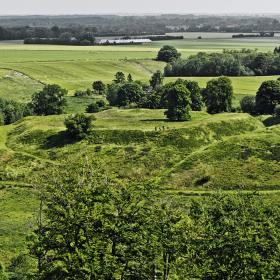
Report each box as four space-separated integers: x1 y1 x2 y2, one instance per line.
184 193 280 279
92 81 106 95
116 82 144 107
64 113 95 139
183 80 203 111
106 83 121 106
204 77 233 114
150 70 164 89
255 80 280 114
51 25 60 37
0 98 32 125
127 73 133 82
140 89 163 109
240 95 256 114
164 83 191 121
157 45 181 62
114 71 126 84
30 163 158 280
274 46 280 54
31 84 67 115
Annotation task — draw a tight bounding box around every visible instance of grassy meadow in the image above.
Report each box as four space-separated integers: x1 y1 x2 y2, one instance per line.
1 35 280 265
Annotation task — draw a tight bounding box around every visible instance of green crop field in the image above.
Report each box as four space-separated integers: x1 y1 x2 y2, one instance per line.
1 36 280 267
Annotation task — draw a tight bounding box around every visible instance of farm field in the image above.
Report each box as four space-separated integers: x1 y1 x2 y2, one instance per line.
0 37 279 99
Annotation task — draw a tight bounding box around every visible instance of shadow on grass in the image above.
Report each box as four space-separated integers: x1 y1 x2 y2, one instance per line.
43 131 80 149
263 116 280 127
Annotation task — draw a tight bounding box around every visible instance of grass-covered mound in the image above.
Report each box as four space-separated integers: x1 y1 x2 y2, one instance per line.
0 109 265 187
1 108 280 265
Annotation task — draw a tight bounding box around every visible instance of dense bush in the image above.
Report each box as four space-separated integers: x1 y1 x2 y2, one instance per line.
0 98 32 125
86 100 106 113
157 45 181 62
64 113 95 139
31 84 67 115
255 80 280 114
92 81 106 95
107 82 144 107
164 50 280 77
240 95 256 114
74 88 92 97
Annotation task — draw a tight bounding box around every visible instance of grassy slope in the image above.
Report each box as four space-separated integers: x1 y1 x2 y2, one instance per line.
0 188 38 265
0 69 43 102
1 108 280 263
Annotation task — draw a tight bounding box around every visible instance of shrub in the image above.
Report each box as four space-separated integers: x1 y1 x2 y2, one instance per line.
240 96 256 114
86 103 100 113
86 100 106 113
64 113 95 139
0 98 32 125
74 89 92 97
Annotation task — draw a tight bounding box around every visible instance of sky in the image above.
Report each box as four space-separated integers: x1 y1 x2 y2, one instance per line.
0 0 280 15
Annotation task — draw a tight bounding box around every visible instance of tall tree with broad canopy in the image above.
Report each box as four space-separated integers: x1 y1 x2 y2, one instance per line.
255 80 280 114
164 83 192 121
204 77 233 114
31 84 67 115
116 82 144 107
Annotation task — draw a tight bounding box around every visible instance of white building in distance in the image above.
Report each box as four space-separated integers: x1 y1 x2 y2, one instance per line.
98 38 151 45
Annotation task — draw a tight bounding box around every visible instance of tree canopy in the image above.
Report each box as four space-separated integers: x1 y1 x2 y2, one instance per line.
31 84 67 115
255 80 280 114
157 45 181 63
204 77 233 114
164 82 192 121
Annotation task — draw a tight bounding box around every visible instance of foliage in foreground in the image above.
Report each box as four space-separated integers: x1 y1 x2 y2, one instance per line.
26 163 280 280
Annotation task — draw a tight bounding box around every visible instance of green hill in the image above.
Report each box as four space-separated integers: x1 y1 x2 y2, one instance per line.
1 108 280 264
